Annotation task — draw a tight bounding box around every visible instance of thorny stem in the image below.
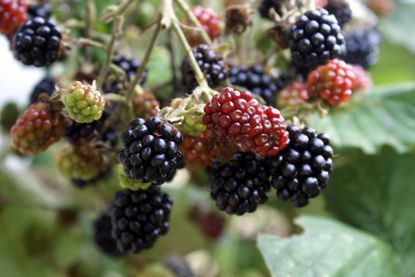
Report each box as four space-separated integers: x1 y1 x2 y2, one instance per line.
175 0 212 46
126 18 163 101
96 17 124 90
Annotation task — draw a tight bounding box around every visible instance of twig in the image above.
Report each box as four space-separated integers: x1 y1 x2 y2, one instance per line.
85 0 96 61
104 93 128 104
96 17 124 90
167 28 179 93
175 0 212 46
161 0 174 29
75 38 106 50
126 18 163 101
101 0 137 22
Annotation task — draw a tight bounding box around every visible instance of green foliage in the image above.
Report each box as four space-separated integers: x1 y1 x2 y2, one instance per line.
309 83 415 154
257 216 401 277
325 147 415 276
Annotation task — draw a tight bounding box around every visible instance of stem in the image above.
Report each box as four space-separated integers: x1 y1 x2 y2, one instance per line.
104 93 128 104
75 38 106 50
102 0 136 22
161 0 174 29
175 0 212 46
167 28 179 93
85 0 96 61
126 19 162 101
96 17 123 90
171 19 208 87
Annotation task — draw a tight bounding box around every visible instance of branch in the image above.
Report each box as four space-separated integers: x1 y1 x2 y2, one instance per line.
101 0 137 23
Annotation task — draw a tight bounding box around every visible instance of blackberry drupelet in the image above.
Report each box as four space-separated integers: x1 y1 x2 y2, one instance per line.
182 44 227 92
14 16 62 67
29 76 55 103
269 125 333 207
103 56 148 93
27 4 52 18
287 9 345 72
118 117 184 185
94 213 123 256
208 152 271 215
109 187 172 254
342 27 381 69
228 65 279 105
324 0 352 27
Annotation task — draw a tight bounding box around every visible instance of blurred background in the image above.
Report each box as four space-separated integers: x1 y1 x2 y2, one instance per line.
1 0 415 276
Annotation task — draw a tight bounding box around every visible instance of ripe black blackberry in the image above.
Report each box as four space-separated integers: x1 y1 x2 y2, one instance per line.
109 187 172 254
14 17 62 67
287 9 345 72
324 0 352 27
342 27 381 69
268 125 333 207
208 152 271 215
228 65 280 105
27 4 52 19
118 117 184 185
94 213 123 256
181 44 227 92
29 76 55 103
103 56 148 93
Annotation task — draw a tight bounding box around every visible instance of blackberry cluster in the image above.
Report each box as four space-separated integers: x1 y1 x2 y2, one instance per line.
103 56 147 93
208 152 271 215
27 4 52 18
29 76 55 103
119 117 184 185
94 213 123 256
342 27 381 69
287 9 345 72
324 0 352 27
109 187 172 254
229 65 279 105
182 44 227 92
14 17 62 67
268 125 333 207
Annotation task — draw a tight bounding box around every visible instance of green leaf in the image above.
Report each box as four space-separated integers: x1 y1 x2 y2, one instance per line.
380 1 415 54
309 83 415 154
257 216 401 277
325 147 415 276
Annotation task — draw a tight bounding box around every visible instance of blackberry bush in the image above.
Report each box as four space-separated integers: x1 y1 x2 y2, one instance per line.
109 187 172 254
118 117 184 185
13 16 62 67
268 125 333 207
208 152 271 215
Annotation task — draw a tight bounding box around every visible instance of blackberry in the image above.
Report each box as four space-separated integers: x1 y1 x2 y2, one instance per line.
103 56 147 93
181 44 227 92
342 27 381 69
109 187 172 254
29 76 55 103
208 152 271 215
27 4 52 19
94 213 123 256
268 125 333 207
275 72 292 92
14 16 62 67
118 117 184 185
229 65 279 105
259 0 302 19
287 9 345 72
324 0 352 27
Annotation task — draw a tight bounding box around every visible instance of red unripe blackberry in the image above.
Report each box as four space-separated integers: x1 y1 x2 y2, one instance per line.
11 102 64 155
0 0 27 35
203 87 288 157
307 59 356 106
208 152 271 215
94 213 123 256
189 207 226 240
350 65 373 92
288 9 345 72
186 6 220 46
119 117 184 185
13 16 62 67
181 44 227 92
180 131 219 169
109 187 172 254
277 81 309 107
268 125 333 207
